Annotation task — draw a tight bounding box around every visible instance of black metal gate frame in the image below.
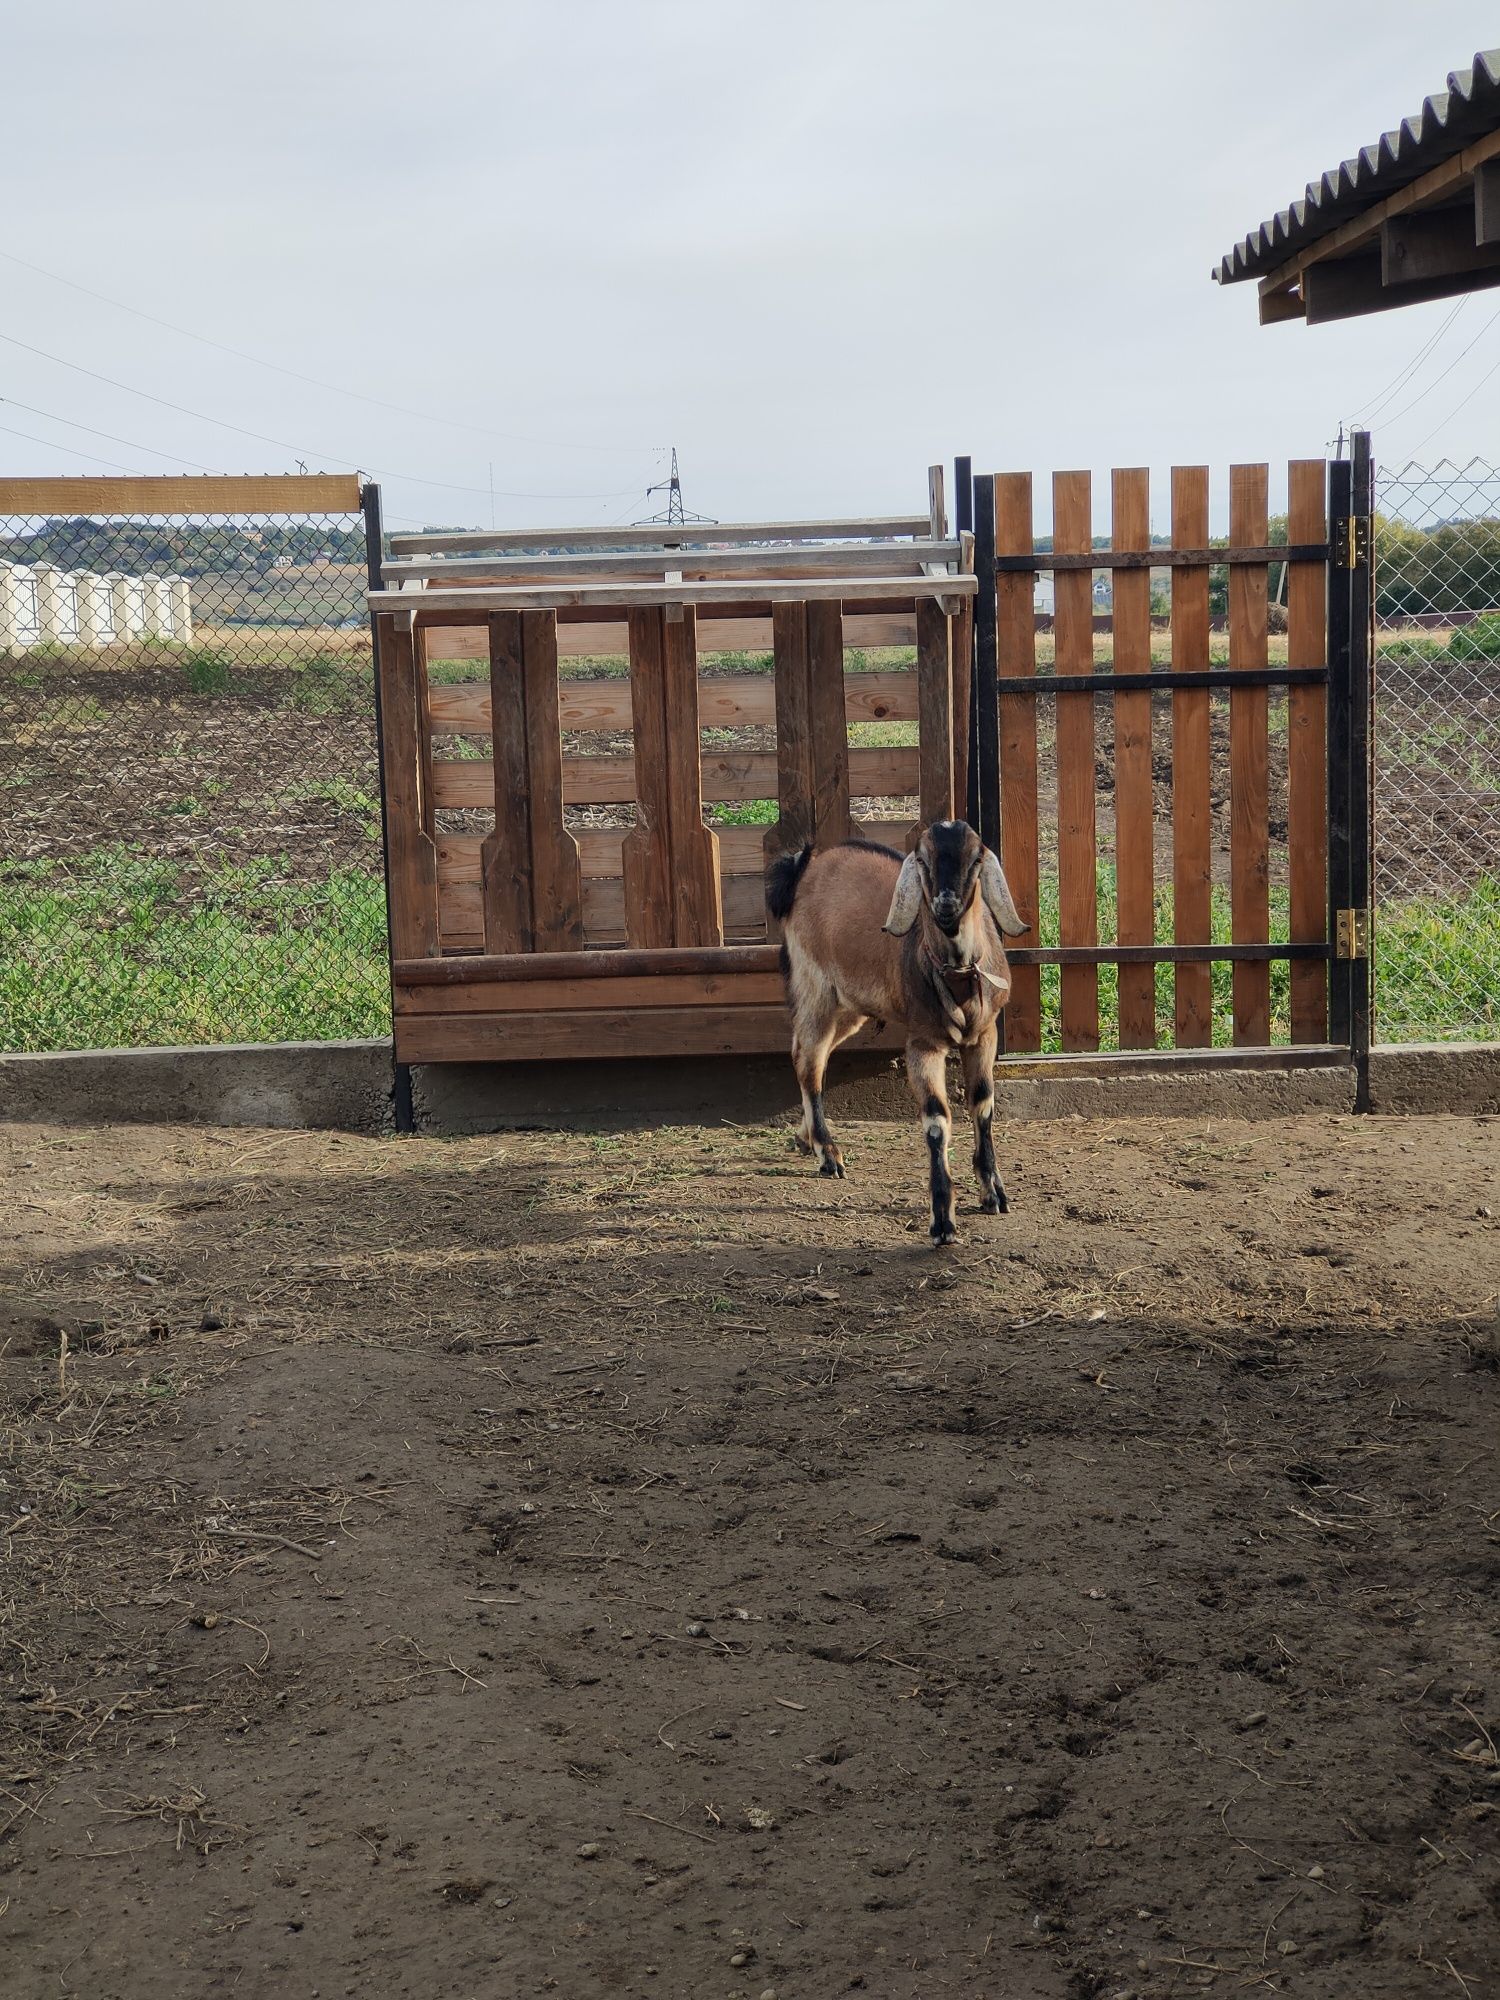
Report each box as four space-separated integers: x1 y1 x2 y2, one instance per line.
956 437 1374 1100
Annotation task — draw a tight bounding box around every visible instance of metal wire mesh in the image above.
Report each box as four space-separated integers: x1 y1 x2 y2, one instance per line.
0 511 388 1052
1374 457 1500 1043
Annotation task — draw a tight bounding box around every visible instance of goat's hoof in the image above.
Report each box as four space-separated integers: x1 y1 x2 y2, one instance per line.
930 1223 960 1247
792 1132 814 1155
980 1191 1009 1215
818 1155 845 1179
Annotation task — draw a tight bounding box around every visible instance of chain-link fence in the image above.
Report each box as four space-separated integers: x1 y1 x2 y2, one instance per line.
1374 456 1500 1043
0 504 389 1052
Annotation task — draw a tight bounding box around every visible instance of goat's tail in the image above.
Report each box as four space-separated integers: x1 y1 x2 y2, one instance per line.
766 843 814 923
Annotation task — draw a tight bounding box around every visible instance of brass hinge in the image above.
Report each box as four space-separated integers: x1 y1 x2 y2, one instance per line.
1335 907 1369 959
1333 516 1371 569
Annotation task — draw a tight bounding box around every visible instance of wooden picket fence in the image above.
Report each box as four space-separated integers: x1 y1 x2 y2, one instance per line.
370 455 1365 1081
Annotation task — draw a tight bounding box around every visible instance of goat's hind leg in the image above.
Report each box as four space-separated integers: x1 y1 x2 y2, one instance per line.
961 1026 1007 1214
792 1005 865 1178
906 1041 958 1245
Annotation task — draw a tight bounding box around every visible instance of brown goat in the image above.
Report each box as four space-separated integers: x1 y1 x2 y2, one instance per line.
767 820 1027 1244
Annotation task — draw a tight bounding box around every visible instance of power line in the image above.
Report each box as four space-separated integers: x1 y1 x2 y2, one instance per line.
1373 300 1500 431
1403 338 1500 458
0 326 647 502
1352 296 1469 423
0 245 651 458
0 419 140 475
1 395 224 472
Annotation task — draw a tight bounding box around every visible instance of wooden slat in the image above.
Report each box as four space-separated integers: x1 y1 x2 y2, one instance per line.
427 667 917 736
480 611 532 953
916 596 955 824
1228 465 1271 1045
439 871 769 950
387 540 958 581
367 574 976 614
664 607 724 945
807 601 852 846
521 611 584 949
395 969 787 1014
388 514 931 555
375 613 439 959
439 822 908 886
1171 468 1214 1048
395 944 782 983
996 474 1040 1051
1054 471 1098 1052
621 609 673 948
950 594 973 833
431 742 918 810
0 473 361 516
1112 469 1155 1050
766 603 815 887
1287 459 1329 1043
395 1006 902 1065
423 611 919 661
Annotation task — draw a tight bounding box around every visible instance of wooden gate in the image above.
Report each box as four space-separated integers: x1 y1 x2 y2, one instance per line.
961 449 1370 1081
366 472 976 1073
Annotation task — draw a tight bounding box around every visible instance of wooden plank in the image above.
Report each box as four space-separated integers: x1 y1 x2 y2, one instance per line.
995 474 1040 1051
423 610 919 660
663 607 724 945
396 970 787 1015
1382 204 1500 285
915 596 954 824
1171 467 1214 1048
374 613 439 959
441 821 908 886
766 602 814 886
520 611 584 949
1286 459 1329 1043
367 574 976 614
395 944 782 983
387 539 958 581
388 514 932 555
928 464 947 539
1228 464 1271 1046
0 473 361 516
480 611 533 953
950 593 973 831
1054 471 1098 1053
439 870 770 950
1477 159 1500 246
621 609 674 949
1304 250 1500 325
1111 468 1155 1050
395 1006 903 1066
807 601 852 846
427 667 917 736
432 742 917 811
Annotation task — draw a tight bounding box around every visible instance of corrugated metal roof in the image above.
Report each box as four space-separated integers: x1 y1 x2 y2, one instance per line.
1214 50 1500 285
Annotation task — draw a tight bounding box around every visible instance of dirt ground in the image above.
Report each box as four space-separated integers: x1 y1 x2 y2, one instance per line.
2 1109 1498 2000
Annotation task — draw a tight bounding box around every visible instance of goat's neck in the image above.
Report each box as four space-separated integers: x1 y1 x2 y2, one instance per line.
920 905 985 971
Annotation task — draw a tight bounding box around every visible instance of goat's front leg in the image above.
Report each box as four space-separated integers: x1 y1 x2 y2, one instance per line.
961 1024 1007 1214
906 1042 957 1245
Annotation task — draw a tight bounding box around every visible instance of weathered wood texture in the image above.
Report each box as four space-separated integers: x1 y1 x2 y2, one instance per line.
0 473 362 515
995 473 1041 1051
427 667 915 735
1112 469 1156 1048
1287 459 1329 1042
764 602 852 885
916 597 955 824
375 613 438 958
478 610 583 953
1054 471 1099 1052
1228 465 1271 1045
1171 468 1214 1047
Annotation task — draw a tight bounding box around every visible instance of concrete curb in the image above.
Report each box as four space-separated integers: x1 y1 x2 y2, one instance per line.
0 1038 1494 1134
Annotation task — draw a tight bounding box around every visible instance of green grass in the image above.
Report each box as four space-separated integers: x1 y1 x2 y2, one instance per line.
0 848 389 1051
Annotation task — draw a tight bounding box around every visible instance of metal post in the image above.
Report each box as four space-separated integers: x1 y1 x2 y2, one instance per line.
971 473 999 850
1327 456 1353 1059
1348 429 1374 1112
954 455 973 536
363 483 415 1135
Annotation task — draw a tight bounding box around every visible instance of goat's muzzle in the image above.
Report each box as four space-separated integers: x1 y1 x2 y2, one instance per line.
931 892 962 936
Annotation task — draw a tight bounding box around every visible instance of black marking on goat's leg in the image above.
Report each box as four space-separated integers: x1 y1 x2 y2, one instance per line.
922 1092 957 1246
962 1033 1007 1214
792 1018 861 1178
807 1089 845 1178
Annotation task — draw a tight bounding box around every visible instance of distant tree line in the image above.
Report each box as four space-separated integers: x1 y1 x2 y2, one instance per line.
0 517 366 577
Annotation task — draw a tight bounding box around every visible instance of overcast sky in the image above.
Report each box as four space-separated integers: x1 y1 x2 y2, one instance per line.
4 1 1498 532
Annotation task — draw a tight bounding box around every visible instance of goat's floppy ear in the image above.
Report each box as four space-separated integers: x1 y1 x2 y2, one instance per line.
883 852 924 935
979 849 1028 936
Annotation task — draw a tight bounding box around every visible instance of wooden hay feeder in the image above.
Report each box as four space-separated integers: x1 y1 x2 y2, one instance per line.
367 471 976 1064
